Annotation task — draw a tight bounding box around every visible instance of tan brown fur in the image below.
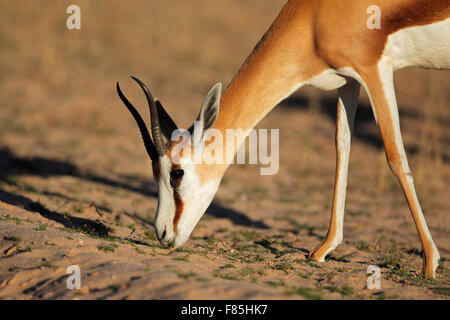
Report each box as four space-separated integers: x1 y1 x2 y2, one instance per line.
192 0 449 184
165 0 448 276
314 0 450 69
359 66 438 276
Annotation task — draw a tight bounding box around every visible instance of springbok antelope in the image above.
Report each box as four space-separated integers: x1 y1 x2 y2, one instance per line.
117 0 449 278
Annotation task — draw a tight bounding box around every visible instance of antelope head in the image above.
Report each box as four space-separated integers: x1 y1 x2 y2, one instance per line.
116 77 222 247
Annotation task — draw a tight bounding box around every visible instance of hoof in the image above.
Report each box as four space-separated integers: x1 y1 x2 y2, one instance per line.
307 246 326 262
422 256 439 279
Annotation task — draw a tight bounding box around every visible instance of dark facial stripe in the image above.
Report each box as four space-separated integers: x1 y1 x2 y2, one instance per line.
170 163 184 233
173 190 184 233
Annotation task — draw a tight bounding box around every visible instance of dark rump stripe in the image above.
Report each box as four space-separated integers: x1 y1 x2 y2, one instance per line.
384 0 450 35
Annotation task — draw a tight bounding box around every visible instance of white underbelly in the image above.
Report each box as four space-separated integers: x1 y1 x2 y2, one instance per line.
384 18 450 70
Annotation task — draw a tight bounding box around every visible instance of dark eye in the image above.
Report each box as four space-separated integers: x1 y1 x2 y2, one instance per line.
170 169 184 188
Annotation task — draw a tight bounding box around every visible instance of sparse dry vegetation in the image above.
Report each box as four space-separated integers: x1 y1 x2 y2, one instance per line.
0 0 448 299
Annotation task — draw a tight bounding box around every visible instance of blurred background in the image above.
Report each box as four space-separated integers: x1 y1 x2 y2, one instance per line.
0 0 448 299
1 0 448 208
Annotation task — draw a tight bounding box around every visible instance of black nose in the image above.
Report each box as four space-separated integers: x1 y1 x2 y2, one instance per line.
157 226 167 242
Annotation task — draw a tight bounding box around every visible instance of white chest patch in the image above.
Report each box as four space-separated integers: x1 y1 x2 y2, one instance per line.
384 18 450 70
307 69 347 91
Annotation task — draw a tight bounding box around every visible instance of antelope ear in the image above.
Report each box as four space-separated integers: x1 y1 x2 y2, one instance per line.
191 82 221 145
155 99 178 141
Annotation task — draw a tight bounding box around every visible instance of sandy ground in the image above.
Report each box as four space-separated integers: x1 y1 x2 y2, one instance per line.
0 0 449 299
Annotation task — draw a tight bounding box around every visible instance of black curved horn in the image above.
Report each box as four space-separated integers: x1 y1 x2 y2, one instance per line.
131 76 166 156
116 82 158 161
